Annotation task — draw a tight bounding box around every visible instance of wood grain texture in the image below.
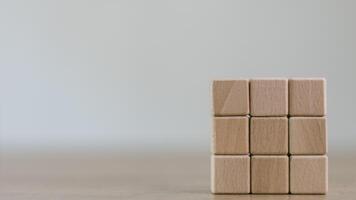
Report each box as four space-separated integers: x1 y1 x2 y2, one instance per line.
289 78 326 116
250 117 288 155
212 80 249 116
213 117 249 155
290 156 328 194
289 117 327 155
211 155 250 194
1 152 356 199
250 79 288 116
251 156 289 194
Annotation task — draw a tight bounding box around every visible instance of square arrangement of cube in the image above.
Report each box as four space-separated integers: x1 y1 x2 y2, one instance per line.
211 78 328 194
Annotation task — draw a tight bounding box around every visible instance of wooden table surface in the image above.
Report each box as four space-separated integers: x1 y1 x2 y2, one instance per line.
0 152 355 200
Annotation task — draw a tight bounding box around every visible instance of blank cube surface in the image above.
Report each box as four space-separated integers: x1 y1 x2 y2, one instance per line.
290 117 327 155
250 117 288 155
251 156 289 194
213 117 249 155
212 80 249 116
289 78 326 116
290 156 328 194
250 79 288 116
210 78 328 195
211 155 250 194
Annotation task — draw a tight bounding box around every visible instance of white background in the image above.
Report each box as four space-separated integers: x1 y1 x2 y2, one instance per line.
1 0 355 153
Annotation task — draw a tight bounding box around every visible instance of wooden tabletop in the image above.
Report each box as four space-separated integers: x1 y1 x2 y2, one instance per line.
0 152 355 199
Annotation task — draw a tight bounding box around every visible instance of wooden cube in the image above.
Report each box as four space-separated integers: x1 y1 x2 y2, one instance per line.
250 117 288 155
250 79 288 116
212 80 249 116
211 155 250 194
251 156 289 194
213 117 249 155
290 156 328 194
289 78 326 116
289 117 327 155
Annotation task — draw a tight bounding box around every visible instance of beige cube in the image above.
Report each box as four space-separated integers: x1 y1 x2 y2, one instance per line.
290 117 327 155
251 156 289 194
250 79 288 116
250 117 288 155
213 117 249 155
212 80 249 116
290 156 328 194
289 78 326 116
211 155 250 194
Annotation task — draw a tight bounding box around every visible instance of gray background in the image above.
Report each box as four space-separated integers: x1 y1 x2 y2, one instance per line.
1 0 355 153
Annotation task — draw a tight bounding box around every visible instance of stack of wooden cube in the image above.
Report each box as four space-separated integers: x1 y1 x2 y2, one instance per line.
211 78 327 194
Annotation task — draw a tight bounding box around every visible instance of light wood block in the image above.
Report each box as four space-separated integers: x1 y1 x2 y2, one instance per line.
212 80 249 116
213 117 249 155
290 117 327 155
211 155 250 194
250 117 288 155
289 78 326 116
290 156 328 194
250 79 288 116
251 156 289 194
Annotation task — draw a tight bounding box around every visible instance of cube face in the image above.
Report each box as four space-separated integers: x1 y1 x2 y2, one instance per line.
210 78 327 195
289 78 326 116
290 156 328 194
211 155 250 194
212 80 249 116
213 117 249 155
290 117 327 155
250 117 288 155
251 156 289 194
250 79 288 116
